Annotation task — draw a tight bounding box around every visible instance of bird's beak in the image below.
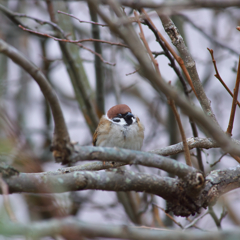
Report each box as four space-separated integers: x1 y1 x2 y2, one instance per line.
124 112 134 121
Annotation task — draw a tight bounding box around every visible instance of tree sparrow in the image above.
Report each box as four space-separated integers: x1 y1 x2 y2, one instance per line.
93 104 144 151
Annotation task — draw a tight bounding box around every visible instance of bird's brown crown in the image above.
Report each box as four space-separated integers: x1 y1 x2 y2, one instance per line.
107 104 132 119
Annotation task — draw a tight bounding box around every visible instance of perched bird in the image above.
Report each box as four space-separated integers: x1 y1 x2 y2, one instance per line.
93 104 144 151
93 104 144 224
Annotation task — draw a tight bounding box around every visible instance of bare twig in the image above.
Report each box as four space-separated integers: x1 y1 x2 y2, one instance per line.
153 203 183 229
226 56 240 135
141 9 197 97
178 14 240 57
134 11 161 77
126 68 140 76
0 174 17 222
18 25 116 66
207 48 240 108
0 3 66 37
152 202 165 227
189 118 204 172
219 206 228 223
184 211 209 229
58 10 108 27
210 153 227 168
18 25 127 49
168 98 192 166
208 206 221 229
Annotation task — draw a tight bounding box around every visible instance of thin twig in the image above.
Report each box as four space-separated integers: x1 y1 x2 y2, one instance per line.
141 9 197 97
189 117 204 172
0 174 17 222
134 10 161 77
178 14 240 57
168 98 192 166
208 206 221 229
226 56 240 163
219 206 228 223
185 217 204 230
58 10 108 27
210 153 227 168
0 3 66 37
207 48 240 108
126 68 140 76
152 202 165 227
18 25 116 66
221 196 240 226
226 56 240 135
18 25 127 47
184 211 209 229
153 203 183 229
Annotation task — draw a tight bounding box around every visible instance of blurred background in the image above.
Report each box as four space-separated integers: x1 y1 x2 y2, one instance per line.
0 0 240 236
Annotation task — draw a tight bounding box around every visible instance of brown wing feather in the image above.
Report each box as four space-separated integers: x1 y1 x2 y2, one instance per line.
92 117 111 146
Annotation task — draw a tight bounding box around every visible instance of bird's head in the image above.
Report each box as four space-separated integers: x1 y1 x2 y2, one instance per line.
107 104 136 126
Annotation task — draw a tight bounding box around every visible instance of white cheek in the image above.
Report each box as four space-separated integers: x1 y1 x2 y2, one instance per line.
116 118 127 126
107 116 136 126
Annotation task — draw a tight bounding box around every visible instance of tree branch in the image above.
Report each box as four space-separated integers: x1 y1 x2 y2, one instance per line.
178 14 240 57
168 99 192 166
3 216 240 239
2 164 240 216
0 38 72 163
95 0 240 10
71 145 199 178
226 56 240 135
207 48 240 108
159 14 219 125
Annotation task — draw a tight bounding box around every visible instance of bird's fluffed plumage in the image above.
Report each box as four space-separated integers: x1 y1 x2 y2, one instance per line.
93 104 144 150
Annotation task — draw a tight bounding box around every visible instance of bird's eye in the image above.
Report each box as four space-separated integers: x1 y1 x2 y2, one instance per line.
117 114 122 118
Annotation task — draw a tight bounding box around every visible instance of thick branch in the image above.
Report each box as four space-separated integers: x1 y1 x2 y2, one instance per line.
71 145 198 178
0 38 71 162
3 217 240 239
88 4 105 117
5 169 178 200
149 137 218 155
159 14 218 125
2 165 240 216
97 0 240 9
